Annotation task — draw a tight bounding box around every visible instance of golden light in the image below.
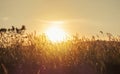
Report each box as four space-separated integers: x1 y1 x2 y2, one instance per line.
45 26 67 42
49 21 64 25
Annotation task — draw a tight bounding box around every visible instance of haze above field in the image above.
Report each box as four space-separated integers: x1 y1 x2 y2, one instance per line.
0 0 120 36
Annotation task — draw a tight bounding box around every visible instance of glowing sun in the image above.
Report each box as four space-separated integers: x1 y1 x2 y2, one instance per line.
45 26 67 42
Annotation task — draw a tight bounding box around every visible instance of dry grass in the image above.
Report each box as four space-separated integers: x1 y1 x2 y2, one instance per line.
0 31 120 74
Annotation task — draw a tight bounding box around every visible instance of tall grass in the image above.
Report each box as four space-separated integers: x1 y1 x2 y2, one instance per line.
0 31 120 74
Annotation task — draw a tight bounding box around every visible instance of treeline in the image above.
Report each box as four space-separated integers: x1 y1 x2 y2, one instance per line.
0 25 26 34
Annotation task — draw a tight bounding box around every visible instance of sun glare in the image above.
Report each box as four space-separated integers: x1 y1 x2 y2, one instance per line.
45 26 67 42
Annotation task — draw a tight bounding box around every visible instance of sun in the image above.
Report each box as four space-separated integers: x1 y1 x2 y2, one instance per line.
45 26 67 42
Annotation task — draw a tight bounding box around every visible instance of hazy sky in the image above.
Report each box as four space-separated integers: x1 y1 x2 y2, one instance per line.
0 0 120 36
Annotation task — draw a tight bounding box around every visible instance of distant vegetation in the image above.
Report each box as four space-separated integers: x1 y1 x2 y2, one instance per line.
0 26 120 74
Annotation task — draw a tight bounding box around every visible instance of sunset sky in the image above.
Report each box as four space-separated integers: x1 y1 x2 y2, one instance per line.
0 0 120 36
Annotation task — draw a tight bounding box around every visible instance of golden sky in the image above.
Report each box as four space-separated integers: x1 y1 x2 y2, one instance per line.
0 0 120 36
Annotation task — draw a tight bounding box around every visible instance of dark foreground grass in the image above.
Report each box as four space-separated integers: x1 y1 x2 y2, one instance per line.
0 31 120 74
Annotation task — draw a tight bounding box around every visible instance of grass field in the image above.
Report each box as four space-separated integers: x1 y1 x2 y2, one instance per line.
0 31 120 74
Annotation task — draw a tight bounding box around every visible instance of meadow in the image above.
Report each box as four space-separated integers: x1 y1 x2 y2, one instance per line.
0 29 120 74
